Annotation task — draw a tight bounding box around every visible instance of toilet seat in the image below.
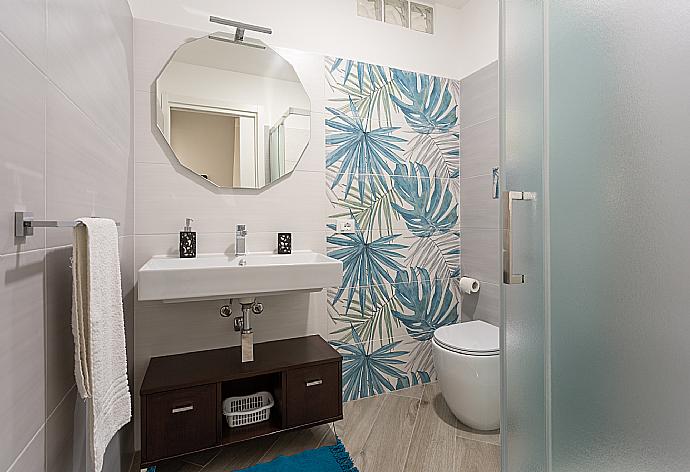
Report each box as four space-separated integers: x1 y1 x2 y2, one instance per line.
433 320 499 356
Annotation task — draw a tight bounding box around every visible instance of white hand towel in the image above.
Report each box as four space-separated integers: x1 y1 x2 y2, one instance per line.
72 218 131 472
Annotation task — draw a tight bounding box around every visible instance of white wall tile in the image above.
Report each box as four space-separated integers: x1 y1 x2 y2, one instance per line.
459 61 498 130
0 251 46 471
46 0 132 151
135 163 326 235
45 388 88 472
133 91 171 165
460 174 499 229
44 246 75 415
1 0 134 469
461 281 500 326
0 38 47 255
46 88 132 247
133 19 203 93
460 117 498 179
101 429 133 472
119 235 136 418
286 111 326 174
0 0 46 70
458 61 500 325
7 426 45 472
461 228 500 284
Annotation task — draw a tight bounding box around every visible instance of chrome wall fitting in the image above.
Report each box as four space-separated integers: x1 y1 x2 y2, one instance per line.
236 224 247 256
15 211 120 238
208 16 272 49
219 300 233 318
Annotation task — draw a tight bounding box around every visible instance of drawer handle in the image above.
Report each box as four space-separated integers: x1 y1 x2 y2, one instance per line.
306 380 323 387
171 405 194 414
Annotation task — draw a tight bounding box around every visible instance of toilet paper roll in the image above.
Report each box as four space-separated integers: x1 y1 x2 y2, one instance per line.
459 277 480 294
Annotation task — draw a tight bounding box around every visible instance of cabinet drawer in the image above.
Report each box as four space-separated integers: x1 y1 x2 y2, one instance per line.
286 362 342 428
144 384 217 462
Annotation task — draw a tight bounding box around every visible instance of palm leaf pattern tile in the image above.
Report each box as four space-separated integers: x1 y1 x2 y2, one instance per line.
326 223 407 313
326 100 406 201
327 57 402 128
391 162 458 237
396 371 433 391
392 268 459 341
404 129 460 180
328 285 405 349
405 340 436 377
405 230 461 280
390 69 458 134
327 176 402 239
331 329 410 401
325 56 462 401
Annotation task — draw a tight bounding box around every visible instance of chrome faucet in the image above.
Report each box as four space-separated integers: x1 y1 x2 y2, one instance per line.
236 224 247 256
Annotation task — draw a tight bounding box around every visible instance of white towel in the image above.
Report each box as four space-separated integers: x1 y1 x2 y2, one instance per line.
72 218 131 472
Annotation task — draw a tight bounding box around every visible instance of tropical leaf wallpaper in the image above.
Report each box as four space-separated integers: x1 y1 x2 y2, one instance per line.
325 56 462 401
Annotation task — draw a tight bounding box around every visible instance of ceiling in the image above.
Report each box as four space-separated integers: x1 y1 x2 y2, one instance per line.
433 0 472 9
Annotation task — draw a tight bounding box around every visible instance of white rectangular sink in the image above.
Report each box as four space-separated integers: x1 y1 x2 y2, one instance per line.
138 251 343 302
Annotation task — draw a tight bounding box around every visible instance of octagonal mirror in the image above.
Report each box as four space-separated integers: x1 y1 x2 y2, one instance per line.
156 35 311 189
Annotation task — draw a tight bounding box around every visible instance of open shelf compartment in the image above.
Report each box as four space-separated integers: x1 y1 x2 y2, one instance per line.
221 372 285 445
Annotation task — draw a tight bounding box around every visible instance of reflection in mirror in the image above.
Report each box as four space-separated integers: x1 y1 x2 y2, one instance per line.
156 36 311 189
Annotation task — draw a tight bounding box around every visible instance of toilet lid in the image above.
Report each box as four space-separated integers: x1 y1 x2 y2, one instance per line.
433 321 499 356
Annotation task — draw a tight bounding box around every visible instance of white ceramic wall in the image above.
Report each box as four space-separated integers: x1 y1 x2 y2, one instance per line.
0 0 135 471
459 62 500 326
127 0 497 81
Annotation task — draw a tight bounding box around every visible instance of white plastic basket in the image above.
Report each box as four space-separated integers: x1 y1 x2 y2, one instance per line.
222 391 275 428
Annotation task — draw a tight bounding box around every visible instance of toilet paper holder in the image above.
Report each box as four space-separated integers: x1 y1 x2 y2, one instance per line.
459 277 480 294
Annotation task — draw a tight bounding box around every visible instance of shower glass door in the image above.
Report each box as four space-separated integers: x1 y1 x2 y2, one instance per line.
500 0 548 470
503 1 690 471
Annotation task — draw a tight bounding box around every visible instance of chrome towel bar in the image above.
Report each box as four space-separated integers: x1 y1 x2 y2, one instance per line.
14 211 120 237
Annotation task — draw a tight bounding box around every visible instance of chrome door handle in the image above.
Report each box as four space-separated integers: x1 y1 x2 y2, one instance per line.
171 405 194 414
503 191 536 284
306 380 323 387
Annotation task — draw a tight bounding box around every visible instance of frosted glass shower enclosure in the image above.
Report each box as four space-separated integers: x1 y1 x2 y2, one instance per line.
501 1 690 471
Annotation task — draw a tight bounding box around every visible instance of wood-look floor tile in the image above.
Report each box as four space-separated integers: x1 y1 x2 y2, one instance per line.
258 424 332 464
132 388 499 472
334 394 386 457
455 437 500 472
355 394 420 472
203 435 278 472
389 383 427 400
318 424 337 448
403 383 458 472
456 421 500 446
180 447 220 466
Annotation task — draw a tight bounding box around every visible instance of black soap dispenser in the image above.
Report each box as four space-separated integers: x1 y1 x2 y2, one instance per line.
180 218 196 258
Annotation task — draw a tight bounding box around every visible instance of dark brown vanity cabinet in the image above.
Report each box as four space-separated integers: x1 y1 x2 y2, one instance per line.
143 385 218 461
286 364 341 428
140 335 342 467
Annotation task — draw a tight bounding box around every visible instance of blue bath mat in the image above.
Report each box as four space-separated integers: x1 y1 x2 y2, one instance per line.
237 438 358 472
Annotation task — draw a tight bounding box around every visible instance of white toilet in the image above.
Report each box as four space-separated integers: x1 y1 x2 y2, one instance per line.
432 320 500 431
